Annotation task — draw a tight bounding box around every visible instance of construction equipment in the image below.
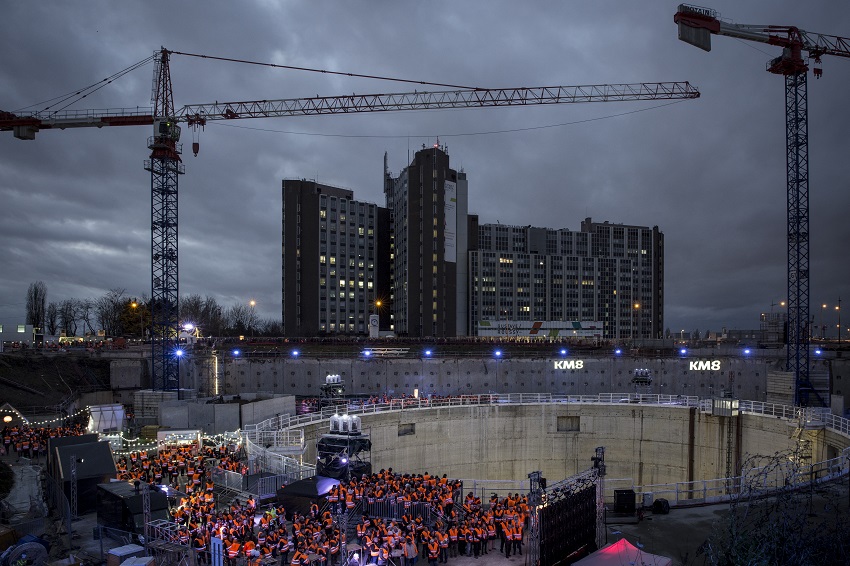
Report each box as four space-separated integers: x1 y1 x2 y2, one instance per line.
675 4 850 406
0 48 700 391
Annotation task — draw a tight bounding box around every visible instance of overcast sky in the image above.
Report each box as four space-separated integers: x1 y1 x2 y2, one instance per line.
2 1 849 337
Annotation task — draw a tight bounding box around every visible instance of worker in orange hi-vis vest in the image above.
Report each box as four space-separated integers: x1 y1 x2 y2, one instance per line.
512 519 524 556
427 538 440 566
502 521 514 559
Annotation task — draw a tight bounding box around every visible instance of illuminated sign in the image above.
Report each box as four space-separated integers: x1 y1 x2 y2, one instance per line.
689 360 721 371
554 360 584 370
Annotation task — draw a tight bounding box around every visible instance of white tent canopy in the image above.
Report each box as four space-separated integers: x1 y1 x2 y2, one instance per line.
574 538 672 566
88 403 124 433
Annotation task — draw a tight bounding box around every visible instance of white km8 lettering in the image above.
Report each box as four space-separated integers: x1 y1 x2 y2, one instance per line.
554 360 584 370
689 360 721 371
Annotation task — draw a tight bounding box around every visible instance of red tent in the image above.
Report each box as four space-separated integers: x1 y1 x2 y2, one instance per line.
573 538 672 566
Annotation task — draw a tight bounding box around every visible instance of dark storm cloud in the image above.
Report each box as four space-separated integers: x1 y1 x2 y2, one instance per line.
2 1 849 336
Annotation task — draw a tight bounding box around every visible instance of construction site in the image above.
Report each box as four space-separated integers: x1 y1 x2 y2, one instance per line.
3 3 850 565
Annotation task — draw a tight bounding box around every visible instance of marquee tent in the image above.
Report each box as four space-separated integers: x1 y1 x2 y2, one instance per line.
573 538 672 566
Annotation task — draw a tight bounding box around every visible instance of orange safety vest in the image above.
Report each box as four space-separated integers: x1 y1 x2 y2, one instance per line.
513 523 523 541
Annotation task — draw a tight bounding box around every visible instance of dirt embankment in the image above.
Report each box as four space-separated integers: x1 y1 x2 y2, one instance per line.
0 353 111 411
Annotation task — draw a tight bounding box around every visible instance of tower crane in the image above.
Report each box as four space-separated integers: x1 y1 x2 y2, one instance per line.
674 4 850 407
0 48 700 392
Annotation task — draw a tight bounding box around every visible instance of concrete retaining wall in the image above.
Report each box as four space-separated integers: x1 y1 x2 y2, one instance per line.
190 356 776 399
292 404 835 486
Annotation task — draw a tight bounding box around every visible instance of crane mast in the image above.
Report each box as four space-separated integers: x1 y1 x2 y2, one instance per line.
145 49 184 391
1 52 699 393
675 4 850 406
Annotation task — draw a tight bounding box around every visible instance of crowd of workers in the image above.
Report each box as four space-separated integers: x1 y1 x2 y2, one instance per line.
342 470 529 565
119 438 529 565
1 415 529 565
1 421 88 460
115 443 244 495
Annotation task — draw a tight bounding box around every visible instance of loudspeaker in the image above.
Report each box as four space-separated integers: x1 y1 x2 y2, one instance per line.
613 489 636 514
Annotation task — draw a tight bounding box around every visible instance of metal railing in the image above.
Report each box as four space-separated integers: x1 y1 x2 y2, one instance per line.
360 500 435 524
244 393 850 509
242 427 304 454
458 479 529 504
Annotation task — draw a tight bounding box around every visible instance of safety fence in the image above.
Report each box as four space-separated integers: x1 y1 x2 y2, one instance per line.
43 472 73 551
360 499 437 524
212 462 310 502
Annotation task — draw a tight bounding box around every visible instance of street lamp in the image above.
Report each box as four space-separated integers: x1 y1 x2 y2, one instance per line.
249 300 256 338
822 304 828 340
838 299 843 343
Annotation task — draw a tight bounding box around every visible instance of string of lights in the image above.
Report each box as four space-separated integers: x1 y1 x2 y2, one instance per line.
2 404 244 453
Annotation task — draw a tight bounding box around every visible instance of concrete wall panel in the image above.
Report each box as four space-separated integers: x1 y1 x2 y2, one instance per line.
214 404 240 435
159 402 189 429
296 403 820 489
189 355 770 399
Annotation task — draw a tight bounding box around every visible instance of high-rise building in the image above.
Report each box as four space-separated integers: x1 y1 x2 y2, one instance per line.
469 218 663 341
281 179 389 337
384 145 469 337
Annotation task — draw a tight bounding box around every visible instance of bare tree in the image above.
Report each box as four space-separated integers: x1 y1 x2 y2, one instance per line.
77 298 96 336
25 281 47 329
702 448 850 565
180 294 205 325
179 294 226 336
224 303 251 336
45 302 59 336
259 318 283 337
59 299 79 336
96 288 127 337
204 296 225 336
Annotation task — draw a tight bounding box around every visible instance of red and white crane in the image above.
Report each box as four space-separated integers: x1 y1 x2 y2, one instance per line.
1 48 700 391
675 4 850 406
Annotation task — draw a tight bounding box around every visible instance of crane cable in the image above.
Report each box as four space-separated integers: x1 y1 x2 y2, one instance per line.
168 49 479 91
13 55 154 116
